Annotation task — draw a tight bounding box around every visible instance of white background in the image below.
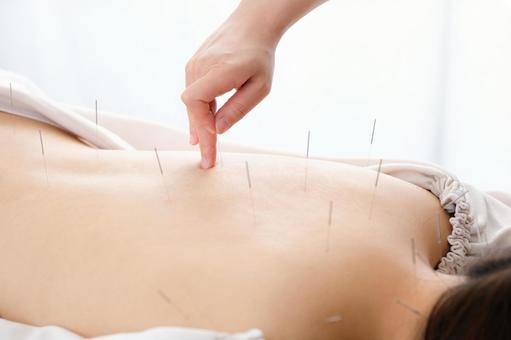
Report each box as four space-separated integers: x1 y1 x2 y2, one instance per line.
0 0 509 191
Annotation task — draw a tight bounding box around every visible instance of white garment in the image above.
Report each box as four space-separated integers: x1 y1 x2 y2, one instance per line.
366 162 511 274
0 70 133 150
0 318 263 340
1 69 511 338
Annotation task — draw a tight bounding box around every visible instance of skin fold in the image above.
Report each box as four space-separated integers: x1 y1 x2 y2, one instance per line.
0 112 462 340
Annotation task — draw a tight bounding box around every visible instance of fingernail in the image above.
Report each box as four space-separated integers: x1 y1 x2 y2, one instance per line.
200 157 212 169
216 117 228 134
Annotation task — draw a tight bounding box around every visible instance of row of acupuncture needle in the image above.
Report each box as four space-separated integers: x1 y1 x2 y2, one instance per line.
9 84 466 330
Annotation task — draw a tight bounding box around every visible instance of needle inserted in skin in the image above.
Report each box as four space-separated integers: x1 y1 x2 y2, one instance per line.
38 130 49 185
411 237 417 282
154 148 164 176
8 83 15 134
328 200 333 226
9 82 13 108
95 99 99 142
245 160 252 189
374 158 383 188
154 148 170 201
304 130 311 192
411 238 417 266
435 211 442 244
94 99 100 157
395 299 422 317
326 200 333 253
157 289 189 321
368 159 383 219
245 160 256 225
306 130 311 159
366 119 377 166
370 119 377 145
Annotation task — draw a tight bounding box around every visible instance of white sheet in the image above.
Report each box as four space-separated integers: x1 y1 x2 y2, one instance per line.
0 318 264 340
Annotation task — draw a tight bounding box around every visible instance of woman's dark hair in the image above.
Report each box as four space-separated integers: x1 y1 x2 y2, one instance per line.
424 247 511 340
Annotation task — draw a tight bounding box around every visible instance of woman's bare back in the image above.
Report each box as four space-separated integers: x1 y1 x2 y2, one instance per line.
0 112 456 340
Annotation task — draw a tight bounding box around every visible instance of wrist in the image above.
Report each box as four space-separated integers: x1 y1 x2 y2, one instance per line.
227 1 288 48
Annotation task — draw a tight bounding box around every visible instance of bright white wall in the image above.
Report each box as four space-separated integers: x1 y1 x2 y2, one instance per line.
0 0 509 191
443 0 511 192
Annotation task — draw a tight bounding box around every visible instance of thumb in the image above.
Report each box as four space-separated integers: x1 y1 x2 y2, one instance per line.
215 77 271 134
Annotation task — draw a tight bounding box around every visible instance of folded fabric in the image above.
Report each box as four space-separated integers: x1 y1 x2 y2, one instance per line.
0 318 264 340
366 161 511 274
0 69 133 150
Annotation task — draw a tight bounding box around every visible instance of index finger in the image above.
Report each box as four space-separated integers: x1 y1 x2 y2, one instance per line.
181 66 252 169
187 99 216 169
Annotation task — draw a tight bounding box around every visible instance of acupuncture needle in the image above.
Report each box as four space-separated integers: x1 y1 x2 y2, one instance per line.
9 82 13 108
38 130 49 185
94 99 100 158
304 130 311 192
9 82 15 134
411 238 417 280
157 289 189 321
368 158 383 220
366 118 377 166
395 298 422 317
410 237 422 292
95 99 99 145
435 211 442 244
154 148 170 201
245 160 256 225
245 160 252 189
306 130 311 159
326 200 333 253
374 158 383 187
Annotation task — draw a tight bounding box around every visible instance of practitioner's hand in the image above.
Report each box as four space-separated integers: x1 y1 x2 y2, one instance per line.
181 17 277 169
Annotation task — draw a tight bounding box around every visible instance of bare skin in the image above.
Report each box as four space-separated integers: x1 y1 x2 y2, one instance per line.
0 112 461 340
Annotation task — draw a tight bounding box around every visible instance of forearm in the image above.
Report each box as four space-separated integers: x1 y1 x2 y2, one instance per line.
228 0 328 46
